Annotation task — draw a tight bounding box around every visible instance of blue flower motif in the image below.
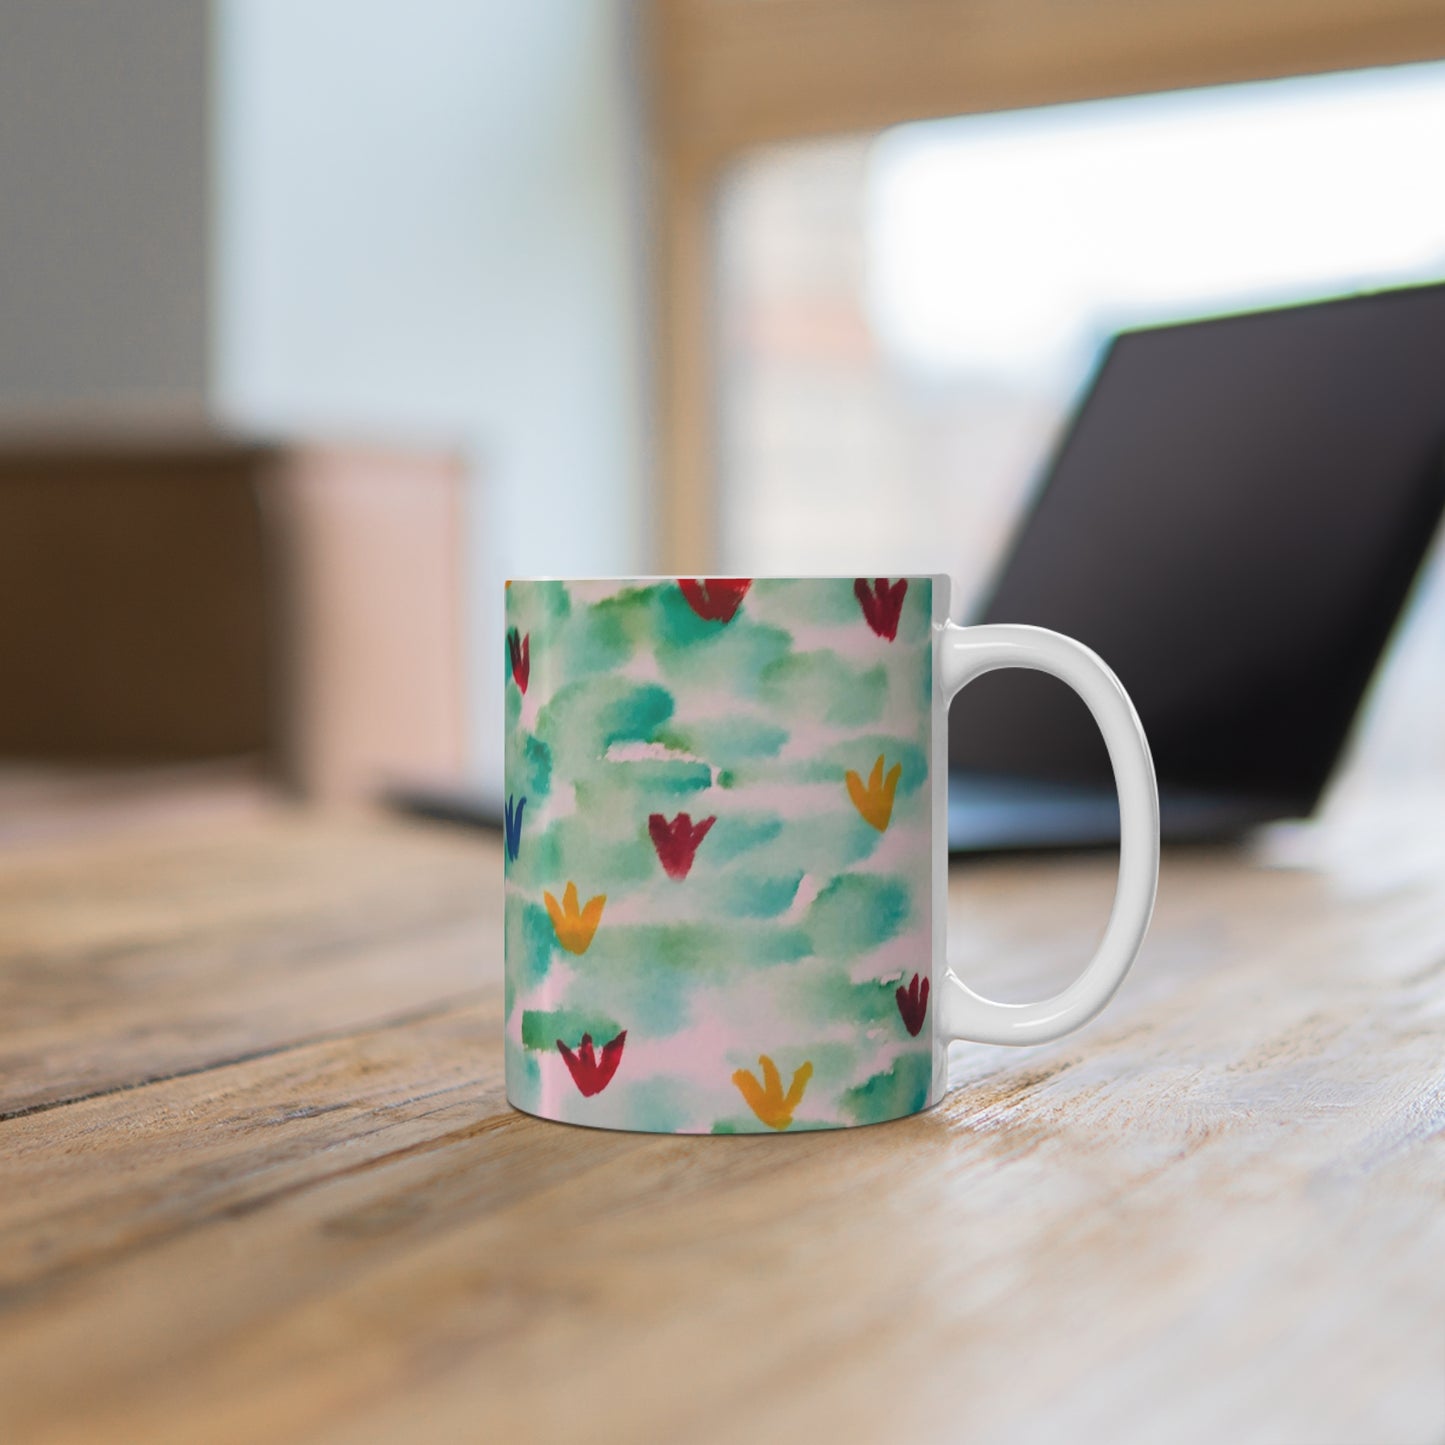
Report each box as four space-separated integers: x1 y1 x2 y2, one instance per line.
504 794 526 862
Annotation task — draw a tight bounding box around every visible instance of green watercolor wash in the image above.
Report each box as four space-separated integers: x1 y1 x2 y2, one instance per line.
655 717 788 768
505 816 656 895
710 870 805 919
791 970 901 1029
558 919 813 1043
561 959 694 1037
806 873 911 959
841 1051 931 1124
619 1075 705 1134
651 581 731 649
508 821 558 887
757 650 887 726
503 581 572 671
666 624 795 698
896 577 932 640
526 580 573 625
506 732 553 803
560 611 633 676
536 678 674 771
706 813 785 865
718 740 927 817
506 893 557 992
576 759 712 805
749 577 865 627
506 1048 543 1112
521 1007 624 1052
593 584 664 632
735 811 880 875
595 683 675 750
581 921 812 974
801 738 928 795
710 1116 835 1134
558 586 658 677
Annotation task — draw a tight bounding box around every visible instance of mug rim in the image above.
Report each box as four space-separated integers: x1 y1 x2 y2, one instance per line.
506 572 952 585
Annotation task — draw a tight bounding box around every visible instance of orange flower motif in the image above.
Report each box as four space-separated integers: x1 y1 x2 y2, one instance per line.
544 881 606 954
846 754 902 832
733 1055 814 1131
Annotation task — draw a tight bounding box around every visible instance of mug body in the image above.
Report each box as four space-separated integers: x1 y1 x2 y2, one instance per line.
504 576 948 1133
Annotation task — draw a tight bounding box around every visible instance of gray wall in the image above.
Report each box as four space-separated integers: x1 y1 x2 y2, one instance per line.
0 0 210 411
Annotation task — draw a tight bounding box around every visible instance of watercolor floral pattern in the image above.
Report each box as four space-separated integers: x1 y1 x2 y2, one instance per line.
504 576 938 1133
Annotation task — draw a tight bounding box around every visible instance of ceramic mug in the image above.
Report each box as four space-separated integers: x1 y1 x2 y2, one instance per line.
504 576 1158 1134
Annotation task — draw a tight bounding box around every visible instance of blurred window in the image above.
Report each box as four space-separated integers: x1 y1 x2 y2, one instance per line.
715 62 1445 618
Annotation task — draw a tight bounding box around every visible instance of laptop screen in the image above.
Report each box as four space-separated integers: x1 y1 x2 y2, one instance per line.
949 282 1445 812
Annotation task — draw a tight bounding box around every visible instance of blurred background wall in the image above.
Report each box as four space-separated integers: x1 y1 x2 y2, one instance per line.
1 0 1443 823
212 0 650 792
0 0 649 804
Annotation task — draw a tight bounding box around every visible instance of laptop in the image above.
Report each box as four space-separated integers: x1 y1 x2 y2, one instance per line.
947 280 1445 852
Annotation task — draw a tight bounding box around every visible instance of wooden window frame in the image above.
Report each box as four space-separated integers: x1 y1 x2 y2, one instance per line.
646 0 1445 570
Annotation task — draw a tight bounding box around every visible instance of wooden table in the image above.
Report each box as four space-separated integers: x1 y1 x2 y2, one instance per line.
1 790 1441 1444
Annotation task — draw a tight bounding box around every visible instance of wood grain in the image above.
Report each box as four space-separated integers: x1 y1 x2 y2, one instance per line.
653 0 1445 160
0 813 496 1115
0 794 1441 1444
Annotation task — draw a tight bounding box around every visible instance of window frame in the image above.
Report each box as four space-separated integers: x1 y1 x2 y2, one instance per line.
645 0 1445 569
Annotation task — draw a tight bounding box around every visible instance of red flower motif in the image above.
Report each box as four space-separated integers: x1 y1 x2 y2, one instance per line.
507 628 530 693
679 578 751 623
896 973 929 1037
556 1030 627 1097
854 578 908 641
648 812 717 880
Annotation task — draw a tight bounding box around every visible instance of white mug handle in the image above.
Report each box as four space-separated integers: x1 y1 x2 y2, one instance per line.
938 623 1160 1046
